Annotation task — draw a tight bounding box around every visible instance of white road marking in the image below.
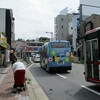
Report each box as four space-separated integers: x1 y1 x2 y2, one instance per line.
72 63 75 66
56 73 67 79
81 85 100 96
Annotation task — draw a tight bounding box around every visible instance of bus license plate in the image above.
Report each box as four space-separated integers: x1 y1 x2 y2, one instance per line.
58 61 63 64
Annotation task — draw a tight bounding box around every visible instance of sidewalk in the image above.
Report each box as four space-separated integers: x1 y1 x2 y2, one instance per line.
0 61 49 100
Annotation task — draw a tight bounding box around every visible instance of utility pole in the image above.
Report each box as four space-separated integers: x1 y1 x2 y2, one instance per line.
46 32 53 41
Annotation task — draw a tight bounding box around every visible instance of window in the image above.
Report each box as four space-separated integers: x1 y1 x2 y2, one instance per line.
61 26 63 28
37 43 44 46
51 42 69 48
61 18 63 21
32 43 36 46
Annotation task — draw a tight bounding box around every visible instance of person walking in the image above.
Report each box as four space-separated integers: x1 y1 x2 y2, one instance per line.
12 61 26 93
10 48 17 65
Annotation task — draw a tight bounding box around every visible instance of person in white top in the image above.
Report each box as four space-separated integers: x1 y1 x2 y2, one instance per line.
12 61 26 93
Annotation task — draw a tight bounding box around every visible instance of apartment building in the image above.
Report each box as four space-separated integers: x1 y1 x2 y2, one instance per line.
54 15 68 40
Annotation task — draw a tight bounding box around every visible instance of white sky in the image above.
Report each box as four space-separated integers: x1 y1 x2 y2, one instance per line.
0 0 79 40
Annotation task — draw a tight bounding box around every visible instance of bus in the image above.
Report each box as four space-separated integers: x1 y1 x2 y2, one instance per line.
40 40 72 72
84 27 100 84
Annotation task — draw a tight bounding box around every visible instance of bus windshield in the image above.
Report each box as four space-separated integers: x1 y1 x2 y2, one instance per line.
50 42 69 48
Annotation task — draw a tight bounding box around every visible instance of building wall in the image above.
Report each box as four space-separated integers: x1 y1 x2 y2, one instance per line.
72 13 80 52
67 13 73 35
0 8 14 48
54 15 68 40
6 9 13 46
86 14 100 31
26 40 44 53
16 40 26 52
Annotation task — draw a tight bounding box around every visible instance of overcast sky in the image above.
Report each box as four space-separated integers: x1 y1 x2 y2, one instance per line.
0 0 79 40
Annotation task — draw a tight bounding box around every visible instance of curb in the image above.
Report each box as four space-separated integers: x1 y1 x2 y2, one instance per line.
0 66 10 84
26 64 49 100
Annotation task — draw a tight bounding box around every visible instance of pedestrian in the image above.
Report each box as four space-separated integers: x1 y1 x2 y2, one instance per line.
11 55 17 65
12 61 26 93
10 48 17 65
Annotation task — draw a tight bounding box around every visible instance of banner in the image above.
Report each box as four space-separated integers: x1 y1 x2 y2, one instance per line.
0 32 7 48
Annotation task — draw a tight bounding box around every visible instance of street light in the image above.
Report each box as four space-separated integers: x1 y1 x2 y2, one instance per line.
46 32 53 41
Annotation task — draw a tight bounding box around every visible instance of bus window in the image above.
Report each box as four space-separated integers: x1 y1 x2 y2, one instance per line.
50 42 69 48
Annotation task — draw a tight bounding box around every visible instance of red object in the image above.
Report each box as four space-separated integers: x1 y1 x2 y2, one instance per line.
14 70 26 84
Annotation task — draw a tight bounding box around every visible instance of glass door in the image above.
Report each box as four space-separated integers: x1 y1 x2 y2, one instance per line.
86 41 92 78
92 39 99 79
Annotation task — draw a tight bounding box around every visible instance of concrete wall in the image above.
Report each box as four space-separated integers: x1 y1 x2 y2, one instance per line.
55 15 68 40
80 0 100 20
0 9 6 34
86 14 100 30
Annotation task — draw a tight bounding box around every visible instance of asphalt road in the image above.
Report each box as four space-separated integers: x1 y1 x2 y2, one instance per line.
29 62 100 100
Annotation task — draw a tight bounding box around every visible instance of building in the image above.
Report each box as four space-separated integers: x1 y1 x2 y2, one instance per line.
54 7 73 42
39 37 50 42
77 0 100 61
66 13 73 44
72 13 80 55
54 15 68 40
85 14 100 31
25 40 44 61
0 8 15 47
0 8 14 66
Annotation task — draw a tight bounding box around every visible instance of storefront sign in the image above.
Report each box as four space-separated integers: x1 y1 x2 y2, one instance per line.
0 32 7 48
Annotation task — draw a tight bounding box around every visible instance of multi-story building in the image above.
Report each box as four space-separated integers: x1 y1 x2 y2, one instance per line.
78 0 100 61
54 7 73 42
79 14 100 61
0 8 15 47
54 15 68 40
25 40 44 62
15 37 50 61
54 14 73 41
0 8 14 66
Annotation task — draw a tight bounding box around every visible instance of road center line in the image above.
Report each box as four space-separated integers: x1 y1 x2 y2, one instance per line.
81 85 100 96
56 73 67 79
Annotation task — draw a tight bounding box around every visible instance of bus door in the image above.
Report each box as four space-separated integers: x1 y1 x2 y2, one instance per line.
86 41 92 78
92 39 99 80
86 39 99 80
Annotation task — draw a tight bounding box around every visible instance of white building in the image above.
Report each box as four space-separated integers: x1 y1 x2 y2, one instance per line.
54 7 73 41
54 15 68 40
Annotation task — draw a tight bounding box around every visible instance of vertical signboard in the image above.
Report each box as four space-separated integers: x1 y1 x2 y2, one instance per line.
0 32 7 48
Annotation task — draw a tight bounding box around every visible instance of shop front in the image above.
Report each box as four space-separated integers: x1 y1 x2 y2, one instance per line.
0 32 7 66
